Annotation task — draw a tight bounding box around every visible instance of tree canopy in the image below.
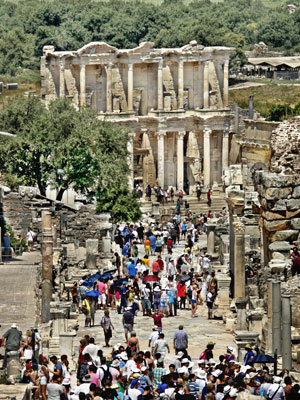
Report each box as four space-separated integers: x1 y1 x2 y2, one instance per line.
0 96 141 222
1 0 300 78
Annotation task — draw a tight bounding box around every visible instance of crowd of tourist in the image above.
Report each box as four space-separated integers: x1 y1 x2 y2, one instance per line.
1 199 298 400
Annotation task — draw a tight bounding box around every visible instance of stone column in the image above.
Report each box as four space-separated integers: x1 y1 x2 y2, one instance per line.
127 133 135 190
199 61 204 109
178 59 184 110
206 223 216 256
41 210 53 323
267 279 273 354
59 59 65 98
233 219 245 299
222 128 229 172
79 64 86 106
235 297 248 331
0 227 2 263
157 60 164 111
203 128 211 188
86 239 98 270
52 223 57 248
203 61 209 108
156 131 166 188
282 295 292 370
272 280 281 356
223 60 229 107
128 63 133 112
177 131 185 190
106 63 112 112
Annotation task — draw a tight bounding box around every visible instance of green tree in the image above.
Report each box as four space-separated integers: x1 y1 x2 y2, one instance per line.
266 104 293 121
0 97 139 221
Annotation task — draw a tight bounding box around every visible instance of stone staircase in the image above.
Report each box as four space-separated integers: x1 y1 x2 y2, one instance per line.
140 193 227 221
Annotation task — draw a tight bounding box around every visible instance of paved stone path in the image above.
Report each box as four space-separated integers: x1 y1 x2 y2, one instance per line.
76 238 235 365
0 252 41 336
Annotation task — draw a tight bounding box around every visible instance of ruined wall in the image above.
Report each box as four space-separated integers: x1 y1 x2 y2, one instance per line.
1 191 101 247
254 171 300 262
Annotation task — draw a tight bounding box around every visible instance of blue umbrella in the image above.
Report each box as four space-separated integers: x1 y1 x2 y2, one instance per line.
252 354 277 363
101 273 113 280
85 290 100 297
83 272 102 287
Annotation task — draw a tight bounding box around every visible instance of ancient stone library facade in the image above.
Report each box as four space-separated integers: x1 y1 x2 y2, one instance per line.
41 41 233 191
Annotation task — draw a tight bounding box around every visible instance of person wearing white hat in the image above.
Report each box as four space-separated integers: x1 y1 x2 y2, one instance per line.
195 369 207 394
148 326 159 356
224 346 235 363
266 377 285 400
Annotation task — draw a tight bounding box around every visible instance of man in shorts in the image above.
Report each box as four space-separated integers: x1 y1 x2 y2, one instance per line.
122 307 134 342
96 279 107 310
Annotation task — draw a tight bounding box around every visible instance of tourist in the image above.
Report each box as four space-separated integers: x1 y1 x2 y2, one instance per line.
196 182 202 201
152 308 163 333
207 188 211 204
290 246 300 276
2 323 22 368
200 342 215 361
81 295 91 327
101 310 114 347
122 307 134 342
46 375 65 400
244 344 255 365
191 285 198 317
154 332 170 359
146 184 152 201
173 325 188 355
206 287 216 319
127 331 140 353
144 237 151 256
26 227 35 251
148 326 159 356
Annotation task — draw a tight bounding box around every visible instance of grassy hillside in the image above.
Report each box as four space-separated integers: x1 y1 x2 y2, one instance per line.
229 81 300 117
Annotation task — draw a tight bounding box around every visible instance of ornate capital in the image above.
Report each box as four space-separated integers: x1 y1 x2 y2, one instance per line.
177 131 186 140
128 62 133 71
224 127 230 137
158 59 163 70
233 220 245 234
156 131 166 139
204 128 212 137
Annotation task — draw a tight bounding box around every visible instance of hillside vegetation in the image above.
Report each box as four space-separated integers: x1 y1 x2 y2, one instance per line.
1 0 300 81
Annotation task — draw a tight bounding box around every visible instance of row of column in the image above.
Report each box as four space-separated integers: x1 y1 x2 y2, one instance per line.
155 128 229 189
69 59 230 111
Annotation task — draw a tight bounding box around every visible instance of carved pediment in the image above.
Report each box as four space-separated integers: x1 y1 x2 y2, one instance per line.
77 42 118 55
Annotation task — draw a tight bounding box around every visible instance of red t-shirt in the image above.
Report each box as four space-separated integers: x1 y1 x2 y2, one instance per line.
153 313 162 327
177 283 186 297
152 261 159 273
157 259 164 271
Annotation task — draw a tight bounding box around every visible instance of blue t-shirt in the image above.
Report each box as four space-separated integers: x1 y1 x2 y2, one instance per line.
182 223 187 232
149 235 156 246
128 263 137 277
122 245 129 256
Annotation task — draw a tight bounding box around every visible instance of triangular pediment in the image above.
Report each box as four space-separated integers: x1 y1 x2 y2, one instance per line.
77 42 118 55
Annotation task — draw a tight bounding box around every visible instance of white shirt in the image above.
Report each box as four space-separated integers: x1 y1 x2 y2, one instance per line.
168 262 175 276
74 383 90 395
149 331 159 347
27 230 35 241
82 343 99 361
128 388 142 400
124 360 137 378
267 384 285 400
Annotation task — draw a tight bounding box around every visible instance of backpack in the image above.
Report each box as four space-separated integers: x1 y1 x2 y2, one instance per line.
200 349 208 360
100 366 112 386
293 256 300 267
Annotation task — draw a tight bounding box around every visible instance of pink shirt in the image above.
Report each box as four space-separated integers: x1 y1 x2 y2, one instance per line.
96 281 106 294
90 372 100 387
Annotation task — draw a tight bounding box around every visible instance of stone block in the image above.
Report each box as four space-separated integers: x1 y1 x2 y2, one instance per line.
286 199 300 211
260 173 295 188
270 230 298 242
269 241 291 252
264 219 290 232
265 188 279 200
286 209 300 218
291 219 300 230
293 186 300 198
271 252 286 260
272 200 287 212
263 211 286 221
